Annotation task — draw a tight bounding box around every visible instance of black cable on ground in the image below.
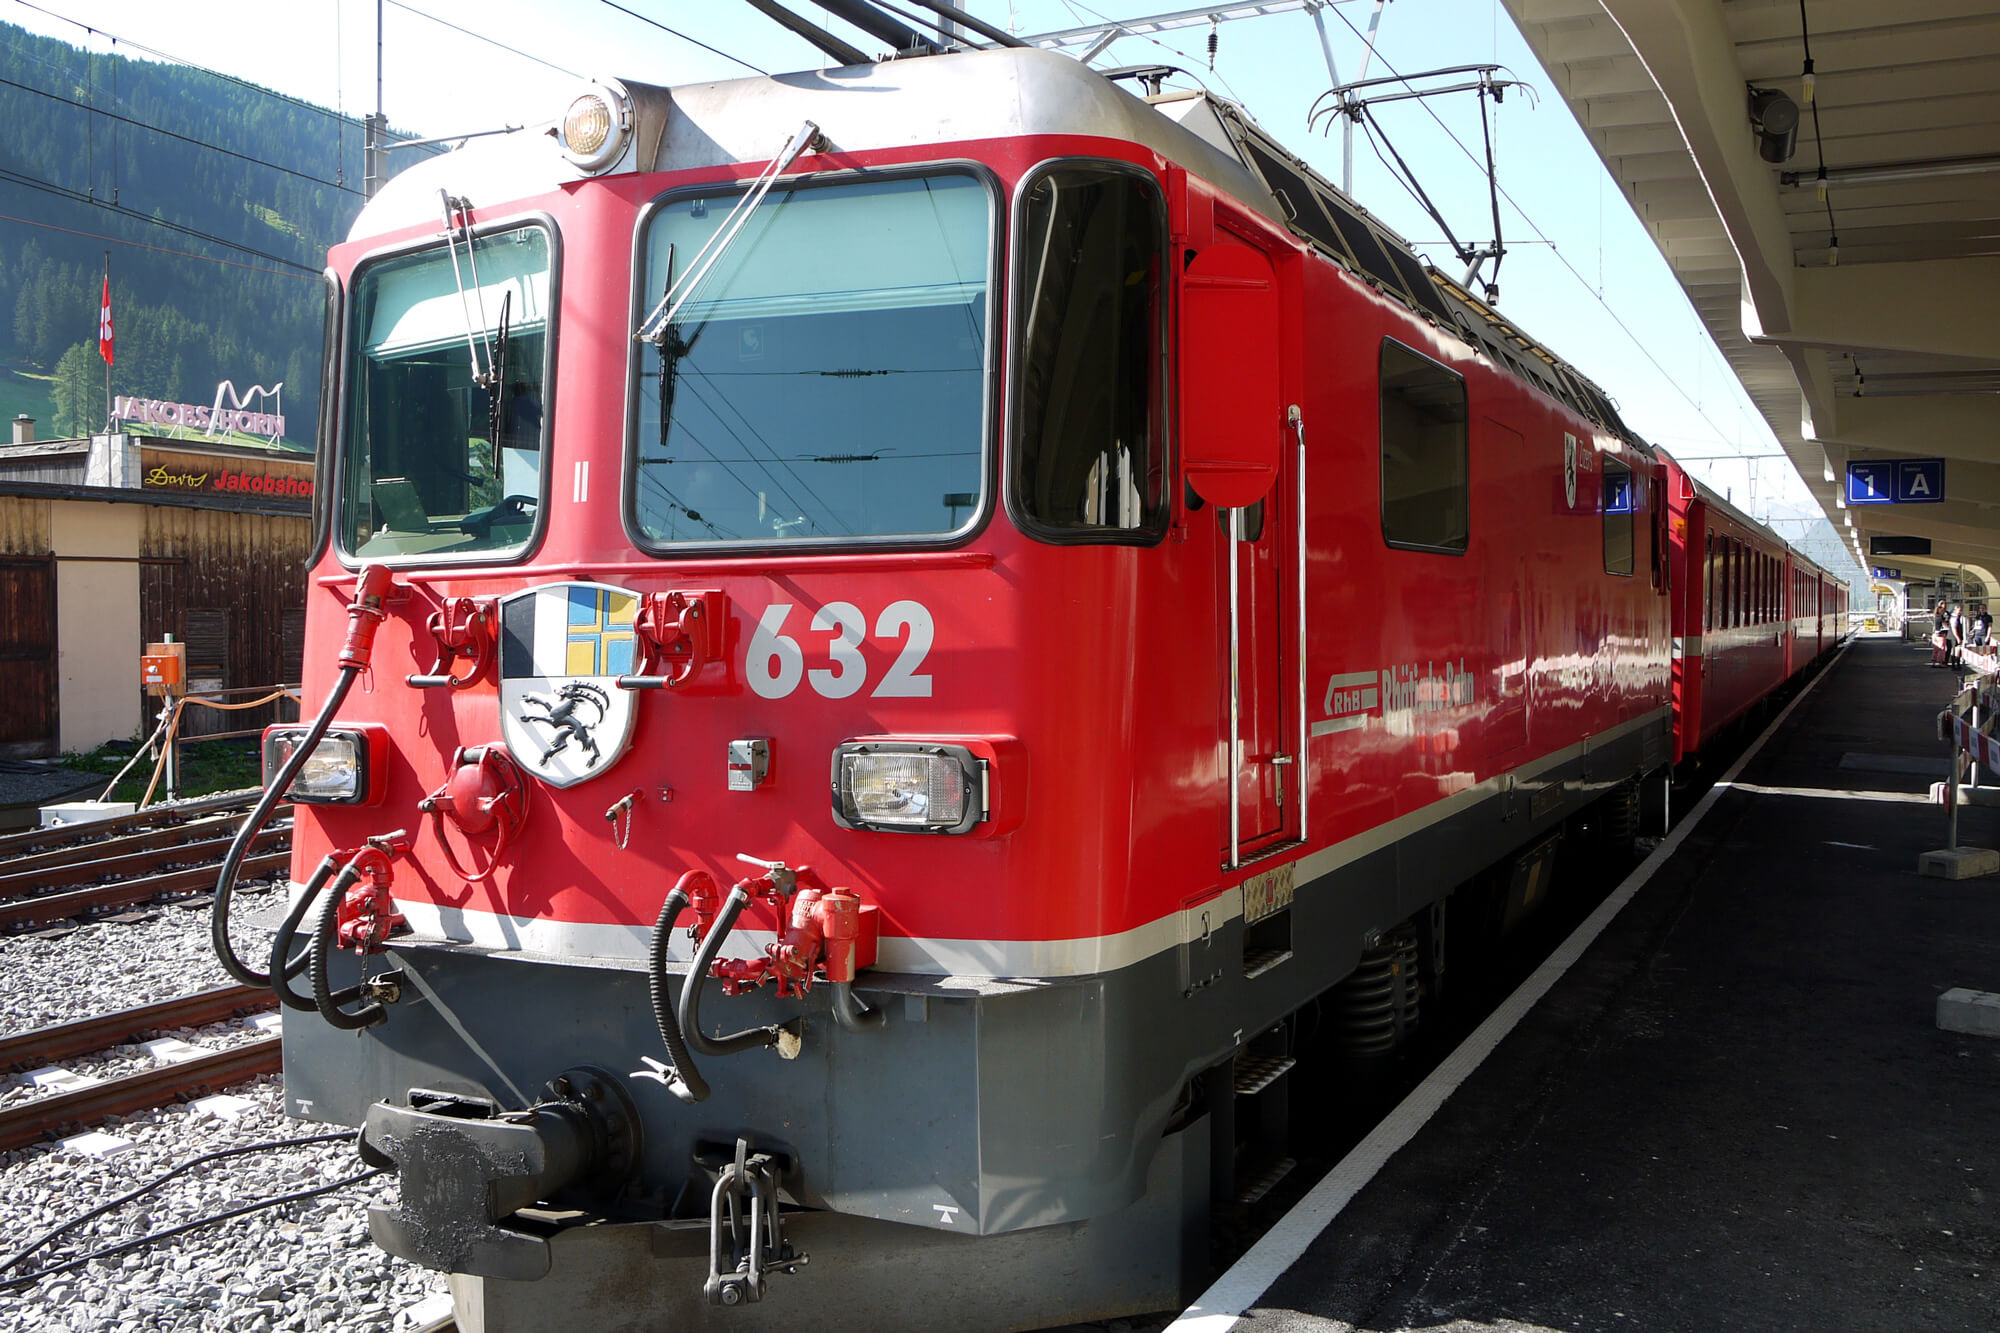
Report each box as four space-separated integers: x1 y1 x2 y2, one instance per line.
0 1131 356 1289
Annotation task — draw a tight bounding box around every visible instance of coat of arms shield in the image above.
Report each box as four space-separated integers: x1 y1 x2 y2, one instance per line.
498 583 641 788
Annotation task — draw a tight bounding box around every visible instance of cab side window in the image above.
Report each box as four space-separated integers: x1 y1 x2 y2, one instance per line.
1380 339 1468 554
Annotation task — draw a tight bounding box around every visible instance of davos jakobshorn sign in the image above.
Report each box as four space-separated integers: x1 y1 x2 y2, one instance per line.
112 380 286 440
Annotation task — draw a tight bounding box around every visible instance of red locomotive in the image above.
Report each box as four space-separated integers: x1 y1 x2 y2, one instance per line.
212 41 1843 1330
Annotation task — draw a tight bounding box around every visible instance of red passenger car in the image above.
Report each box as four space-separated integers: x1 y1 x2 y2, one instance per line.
208 47 1820 1329
1663 453 1842 767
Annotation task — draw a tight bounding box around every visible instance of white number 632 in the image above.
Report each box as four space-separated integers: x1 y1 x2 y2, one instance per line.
746 600 934 700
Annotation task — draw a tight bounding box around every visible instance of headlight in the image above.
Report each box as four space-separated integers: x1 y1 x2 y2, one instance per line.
558 81 632 174
831 741 987 835
262 725 386 805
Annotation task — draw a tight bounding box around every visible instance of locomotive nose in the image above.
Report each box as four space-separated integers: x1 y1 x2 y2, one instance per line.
359 1067 641 1279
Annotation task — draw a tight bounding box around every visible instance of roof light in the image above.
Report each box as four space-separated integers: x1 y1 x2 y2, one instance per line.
559 82 632 174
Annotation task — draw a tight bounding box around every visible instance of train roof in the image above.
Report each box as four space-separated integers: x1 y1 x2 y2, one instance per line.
1660 449 1831 574
356 45 1638 450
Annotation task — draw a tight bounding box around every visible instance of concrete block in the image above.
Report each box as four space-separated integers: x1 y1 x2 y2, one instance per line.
1919 846 2000 878
1938 988 2000 1037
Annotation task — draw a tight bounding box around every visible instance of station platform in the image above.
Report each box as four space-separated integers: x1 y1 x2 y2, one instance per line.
1218 636 2000 1332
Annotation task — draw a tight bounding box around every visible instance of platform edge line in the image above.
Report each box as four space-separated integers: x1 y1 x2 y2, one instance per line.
1165 644 1852 1333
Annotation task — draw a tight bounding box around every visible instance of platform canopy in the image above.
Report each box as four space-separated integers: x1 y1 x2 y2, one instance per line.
1505 0 2000 594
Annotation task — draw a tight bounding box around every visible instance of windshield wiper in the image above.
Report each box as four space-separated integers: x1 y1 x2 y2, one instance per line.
633 120 825 346
486 289 512 475
438 192 500 386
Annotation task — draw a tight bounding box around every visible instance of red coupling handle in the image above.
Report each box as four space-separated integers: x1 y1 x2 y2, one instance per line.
338 565 397 672
407 596 498 689
617 590 723 691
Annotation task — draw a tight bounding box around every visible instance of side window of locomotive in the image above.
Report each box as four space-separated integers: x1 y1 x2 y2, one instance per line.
1011 165 1168 541
310 273 340 562
632 172 991 546
1602 456 1634 576
340 226 550 560
1379 339 1468 554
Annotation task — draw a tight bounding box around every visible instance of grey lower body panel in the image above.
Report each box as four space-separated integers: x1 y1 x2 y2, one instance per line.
447 1120 1206 1333
283 715 1665 1319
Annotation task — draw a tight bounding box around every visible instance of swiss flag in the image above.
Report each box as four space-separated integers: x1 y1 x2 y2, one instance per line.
98 276 113 366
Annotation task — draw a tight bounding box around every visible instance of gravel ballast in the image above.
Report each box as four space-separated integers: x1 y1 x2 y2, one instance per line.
1 895 451 1331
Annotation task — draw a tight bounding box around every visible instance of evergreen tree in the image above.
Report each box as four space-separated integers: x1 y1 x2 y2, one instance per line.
50 341 101 437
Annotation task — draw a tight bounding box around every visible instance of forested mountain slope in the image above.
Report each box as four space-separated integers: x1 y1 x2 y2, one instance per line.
0 21 422 441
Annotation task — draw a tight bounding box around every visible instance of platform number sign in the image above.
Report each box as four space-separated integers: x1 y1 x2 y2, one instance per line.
1846 459 1944 505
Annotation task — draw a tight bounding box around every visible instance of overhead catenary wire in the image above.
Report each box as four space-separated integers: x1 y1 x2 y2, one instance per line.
386 0 585 79
598 1 769 74
0 74 364 196
1326 4 1754 461
6 0 438 155
0 212 321 280
1056 0 1242 102
0 166 321 273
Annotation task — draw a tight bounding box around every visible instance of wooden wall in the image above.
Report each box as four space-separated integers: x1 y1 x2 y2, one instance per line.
0 496 51 555
141 506 311 735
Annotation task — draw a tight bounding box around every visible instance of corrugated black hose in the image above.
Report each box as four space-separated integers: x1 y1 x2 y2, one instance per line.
308 861 387 1030
210 664 358 988
267 853 366 1014
647 886 709 1104
678 887 792 1057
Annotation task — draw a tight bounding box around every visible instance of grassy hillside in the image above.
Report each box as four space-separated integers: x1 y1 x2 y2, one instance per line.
0 368 57 434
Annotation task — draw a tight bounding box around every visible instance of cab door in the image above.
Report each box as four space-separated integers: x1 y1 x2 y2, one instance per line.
1181 222 1295 861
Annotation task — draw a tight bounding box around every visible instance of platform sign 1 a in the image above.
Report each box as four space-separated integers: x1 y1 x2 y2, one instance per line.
1846 458 1944 505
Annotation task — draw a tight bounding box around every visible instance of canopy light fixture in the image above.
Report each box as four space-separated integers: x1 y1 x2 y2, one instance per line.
1749 88 1799 164
1782 154 2000 189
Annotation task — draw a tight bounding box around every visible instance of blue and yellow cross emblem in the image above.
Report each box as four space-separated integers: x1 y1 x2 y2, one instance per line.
566 587 638 676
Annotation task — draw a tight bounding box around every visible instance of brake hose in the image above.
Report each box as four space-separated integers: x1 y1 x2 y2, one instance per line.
308 872 387 1030
210 667 357 988
678 887 792 1058
212 565 393 990
647 885 709 1103
267 853 369 1015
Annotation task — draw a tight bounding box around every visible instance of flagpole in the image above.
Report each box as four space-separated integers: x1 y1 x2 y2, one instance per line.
102 251 111 433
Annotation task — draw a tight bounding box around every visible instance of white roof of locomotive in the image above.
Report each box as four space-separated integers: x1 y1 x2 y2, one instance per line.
352 46 1280 242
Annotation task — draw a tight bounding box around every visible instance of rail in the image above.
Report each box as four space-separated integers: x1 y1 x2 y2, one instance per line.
0 1036 282 1152
0 795 290 932
0 985 275 1072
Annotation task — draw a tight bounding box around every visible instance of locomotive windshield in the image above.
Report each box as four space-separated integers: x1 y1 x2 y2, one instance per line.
338 225 551 560
631 171 990 546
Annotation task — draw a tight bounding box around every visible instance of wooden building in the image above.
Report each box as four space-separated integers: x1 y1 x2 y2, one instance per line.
0 419 311 757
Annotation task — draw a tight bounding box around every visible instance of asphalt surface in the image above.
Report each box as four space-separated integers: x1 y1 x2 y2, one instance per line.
1245 637 2000 1333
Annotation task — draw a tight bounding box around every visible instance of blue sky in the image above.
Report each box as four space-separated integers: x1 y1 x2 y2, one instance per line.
2 0 1859 576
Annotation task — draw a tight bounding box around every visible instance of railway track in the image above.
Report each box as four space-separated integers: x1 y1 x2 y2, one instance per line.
0 985 282 1153
0 792 290 933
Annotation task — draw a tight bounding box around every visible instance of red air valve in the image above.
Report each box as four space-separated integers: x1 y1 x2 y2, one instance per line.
815 887 869 984
618 590 726 690
419 744 530 883
339 564 397 672
701 865 877 998
407 596 498 689
336 832 412 954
